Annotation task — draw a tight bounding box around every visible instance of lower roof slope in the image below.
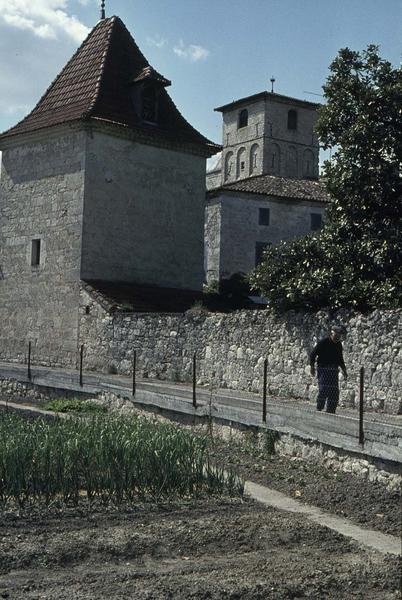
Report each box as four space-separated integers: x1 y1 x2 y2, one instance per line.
208 174 331 203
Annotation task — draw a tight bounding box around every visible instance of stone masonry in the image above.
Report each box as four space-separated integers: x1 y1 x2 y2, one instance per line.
0 128 86 365
205 192 325 281
79 287 402 414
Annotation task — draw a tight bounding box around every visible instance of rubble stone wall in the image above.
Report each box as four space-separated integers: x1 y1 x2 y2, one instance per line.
79 288 402 414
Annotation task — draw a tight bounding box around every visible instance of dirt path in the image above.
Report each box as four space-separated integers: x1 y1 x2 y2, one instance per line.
0 500 400 600
245 481 401 556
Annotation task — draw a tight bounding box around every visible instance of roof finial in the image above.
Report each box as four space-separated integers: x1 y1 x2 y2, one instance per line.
100 1 106 20
270 76 276 93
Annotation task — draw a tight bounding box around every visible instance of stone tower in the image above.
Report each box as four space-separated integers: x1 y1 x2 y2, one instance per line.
209 91 320 188
0 16 219 365
204 90 328 284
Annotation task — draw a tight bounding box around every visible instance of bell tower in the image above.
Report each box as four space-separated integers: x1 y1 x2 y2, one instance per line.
215 90 320 185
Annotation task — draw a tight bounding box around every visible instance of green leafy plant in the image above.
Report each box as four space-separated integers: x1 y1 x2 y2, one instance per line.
44 398 107 414
250 46 402 311
0 413 243 507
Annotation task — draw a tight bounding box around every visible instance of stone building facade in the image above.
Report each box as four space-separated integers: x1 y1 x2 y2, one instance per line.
0 16 218 365
205 92 328 283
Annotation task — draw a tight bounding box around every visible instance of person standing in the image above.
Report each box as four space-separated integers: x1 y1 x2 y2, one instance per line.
310 325 347 414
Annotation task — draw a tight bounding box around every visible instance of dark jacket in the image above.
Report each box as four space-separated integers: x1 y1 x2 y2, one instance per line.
310 337 346 371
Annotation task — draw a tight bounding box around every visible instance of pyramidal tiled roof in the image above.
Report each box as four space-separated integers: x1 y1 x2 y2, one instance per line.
0 16 219 154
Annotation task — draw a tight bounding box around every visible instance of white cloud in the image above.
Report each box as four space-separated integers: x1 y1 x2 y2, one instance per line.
0 1 90 43
173 40 210 62
146 35 167 49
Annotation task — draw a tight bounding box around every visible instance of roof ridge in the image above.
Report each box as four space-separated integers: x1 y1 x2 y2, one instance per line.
83 17 117 119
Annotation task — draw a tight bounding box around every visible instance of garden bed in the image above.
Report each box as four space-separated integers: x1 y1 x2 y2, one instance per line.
0 499 400 599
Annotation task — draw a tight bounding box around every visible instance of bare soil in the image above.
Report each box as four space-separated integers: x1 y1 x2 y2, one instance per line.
0 499 400 600
205 435 402 537
0 405 400 598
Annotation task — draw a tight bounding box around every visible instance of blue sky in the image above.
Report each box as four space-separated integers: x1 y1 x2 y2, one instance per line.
0 0 401 160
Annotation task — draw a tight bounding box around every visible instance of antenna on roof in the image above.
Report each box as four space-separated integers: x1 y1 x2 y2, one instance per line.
100 1 106 20
270 77 276 93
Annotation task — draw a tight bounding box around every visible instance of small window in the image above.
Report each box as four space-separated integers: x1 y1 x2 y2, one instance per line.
259 208 270 226
287 109 297 130
31 239 41 266
142 84 157 123
255 242 271 267
311 213 322 231
238 109 248 128
240 161 245 171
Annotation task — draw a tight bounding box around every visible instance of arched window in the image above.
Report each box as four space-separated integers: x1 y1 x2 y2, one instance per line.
303 149 315 178
238 109 248 129
287 109 297 130
236 147 246 178
141 84 157 123
267 143 281 175
224 151 234 182
286 146 298 177
249 144 259 175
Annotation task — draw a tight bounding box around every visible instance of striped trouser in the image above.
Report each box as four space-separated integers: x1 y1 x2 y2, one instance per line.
316 366 339 413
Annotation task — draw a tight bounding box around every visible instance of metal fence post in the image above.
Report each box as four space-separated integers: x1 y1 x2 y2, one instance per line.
79 344 84 387
132 350 136 396
359 367 364 445
262 358 268 423
27 341 32 380
192 352 197 409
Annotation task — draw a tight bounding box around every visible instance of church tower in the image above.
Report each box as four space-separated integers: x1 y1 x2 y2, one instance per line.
210 91 320 187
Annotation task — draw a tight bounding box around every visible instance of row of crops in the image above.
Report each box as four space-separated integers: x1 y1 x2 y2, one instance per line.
0 412 244 505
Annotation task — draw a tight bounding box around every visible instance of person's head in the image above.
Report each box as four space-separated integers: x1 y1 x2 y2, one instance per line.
330 325 345 342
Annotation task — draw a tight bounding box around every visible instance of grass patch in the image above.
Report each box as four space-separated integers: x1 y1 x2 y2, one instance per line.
44 398 107 414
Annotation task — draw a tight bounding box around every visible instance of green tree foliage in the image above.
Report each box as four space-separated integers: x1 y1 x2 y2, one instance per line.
250 46 402 311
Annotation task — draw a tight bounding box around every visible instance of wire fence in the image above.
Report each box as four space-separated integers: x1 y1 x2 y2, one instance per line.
22 342 366 446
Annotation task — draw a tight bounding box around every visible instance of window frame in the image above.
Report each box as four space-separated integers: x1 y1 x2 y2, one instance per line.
258 208 270 227
31 239 41 267
287 109 298 130
310 213 322 231
255 241 271 267
238 108 248 129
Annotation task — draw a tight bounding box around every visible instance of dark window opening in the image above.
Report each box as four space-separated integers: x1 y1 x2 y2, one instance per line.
255 242 271 267
238 109 248 128
259 208 270 226
85 306 91 315
142 84 157 123
287 109 297 130
31 239 41 266
311 213 322 231
240 161 245 171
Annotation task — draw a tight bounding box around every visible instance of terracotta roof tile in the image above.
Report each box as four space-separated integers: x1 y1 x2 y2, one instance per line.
132 66 171 86
208 174 331 203
83 280 203 313
0 17 219 154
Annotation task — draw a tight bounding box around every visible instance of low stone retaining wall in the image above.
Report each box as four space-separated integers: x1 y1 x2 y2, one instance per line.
0 378 90 407
79 289 402 414
1 378 400 493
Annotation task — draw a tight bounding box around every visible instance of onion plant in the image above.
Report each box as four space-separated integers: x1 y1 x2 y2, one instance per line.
0 413 243 506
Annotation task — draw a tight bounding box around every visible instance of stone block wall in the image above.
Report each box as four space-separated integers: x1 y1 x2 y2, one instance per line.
207 193 326 280
0 129 85 365
82 131 206 291
79 287 402 414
